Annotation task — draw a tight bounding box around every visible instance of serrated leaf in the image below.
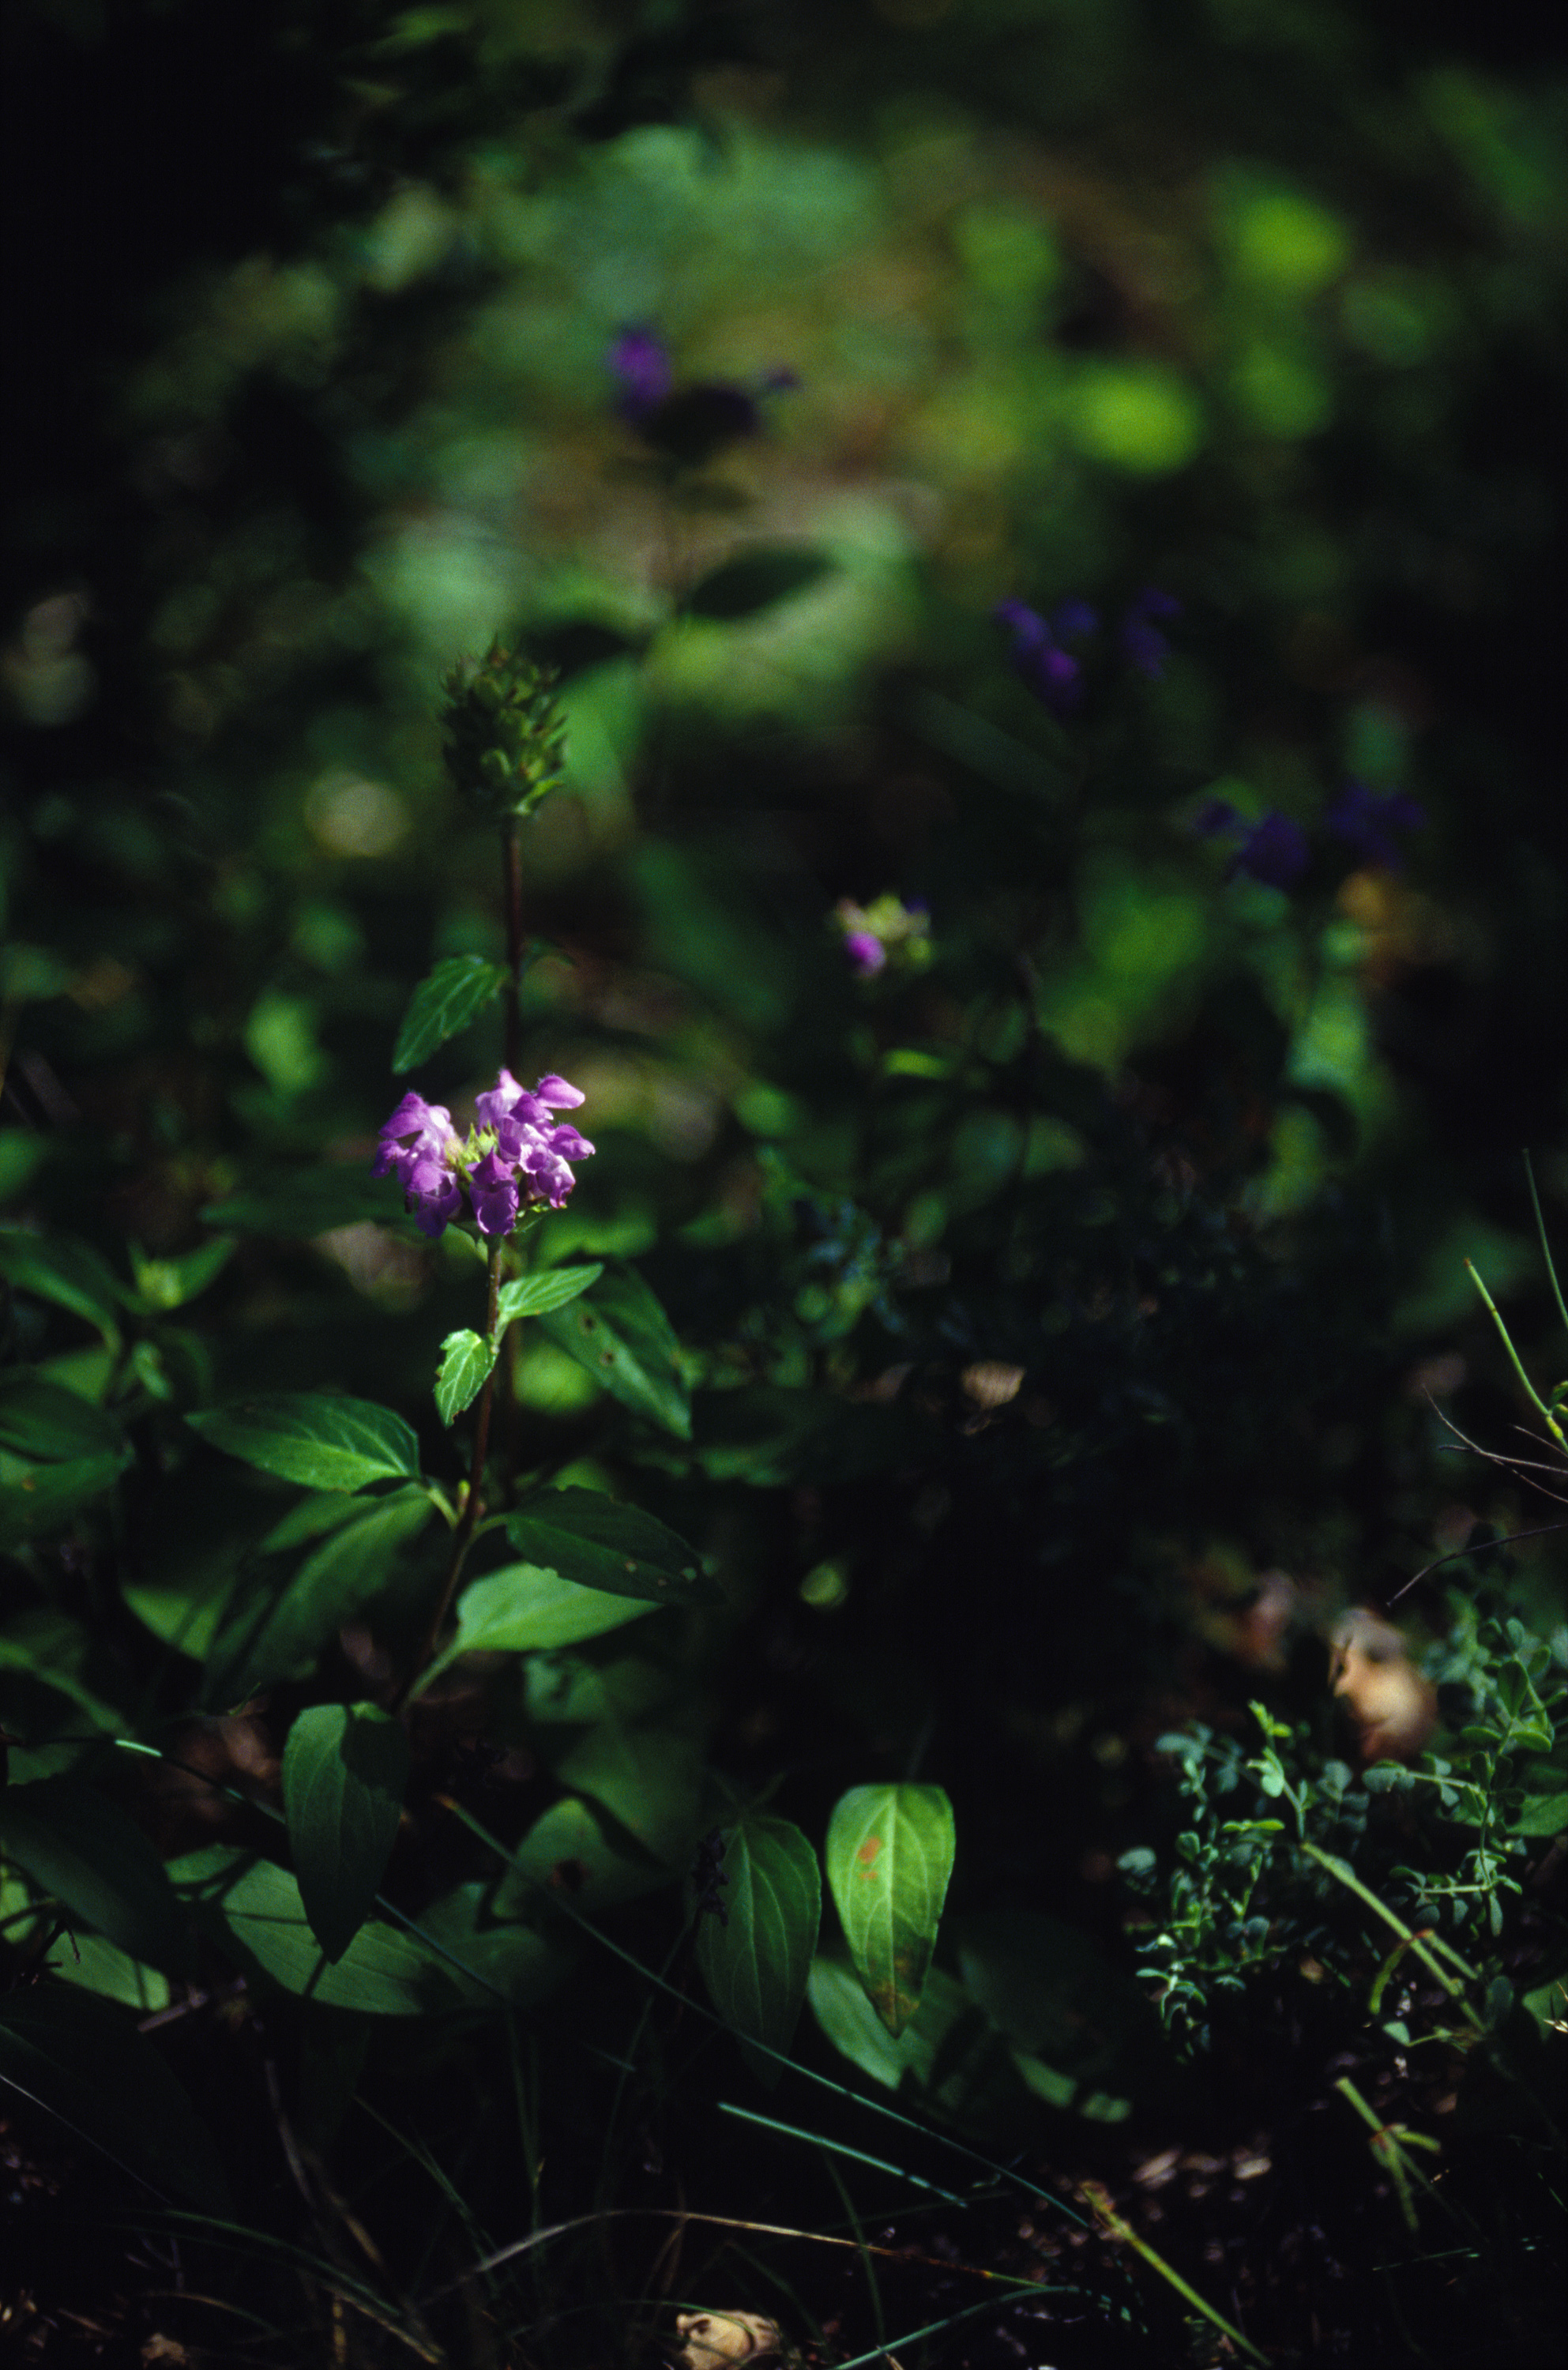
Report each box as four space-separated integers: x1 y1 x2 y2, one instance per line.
495 1264 603 1328
0 1778 192 1973
695 1815 820 2084
535 1264 690 1439
0 1230 126 1340
825 1784 954 2037
434 1329 495 1425
503 1486 711 1605
0 1449 131 1545
0 1987 229 2208
201 1167 414 1237
204 1490 434 1709
172 1845 492 2014
186 1393 423 1491
685 547 833 621
392 956 509 1074
0 1375 124 1462
414 1562 655 1694
283 1703 410 1962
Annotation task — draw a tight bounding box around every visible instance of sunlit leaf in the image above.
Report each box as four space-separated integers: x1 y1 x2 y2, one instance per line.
495 1263 603 1327
0 1986 230 2208
503 1486 710 1605
825 1784 954 2037
127 1236 235 1311
416 1562 656 1692
535 1263 690 1438
204 1488 434 1709
494 1793 672 1919
434 1328 495 1424
695 1815 820 2083
0 1778 192 1973
282 1702 410 1962
392 955 508 1075
186 1393 423 1491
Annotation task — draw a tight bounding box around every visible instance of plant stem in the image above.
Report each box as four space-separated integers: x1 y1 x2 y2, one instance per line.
396 1241 502 1710
503 818 524 1076
1300 1842 1484 2023
1465 1258 1566 1446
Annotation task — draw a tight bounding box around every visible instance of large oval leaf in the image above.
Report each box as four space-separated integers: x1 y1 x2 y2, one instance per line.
392 955 507 1075
204 1489 434 1710
504 1486 712 1606
534 1266 690 1439
695 1816 820 2084
172 1846 496 2014
414 1561 656 1694
186 1393 423 1491
283 1703 410 1962
0 1986 229 2209
0 1776 192 1973
825 1784 954 2037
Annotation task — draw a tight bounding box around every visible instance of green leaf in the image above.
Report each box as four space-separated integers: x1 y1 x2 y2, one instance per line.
825 1784 954 2037
52 1932 171 2015
392 956 508 1074
503 1485 710 1605
0 1450 131 1546
128 1236 235 1311
0 1375 124 1462
495 1264 604 1328
204 1490 435 1709
695 1815 821 2083
493 1794 672 1920
0 1230 126 1341
1511 1792 1568 1836
282 1703 410 1962
415 1880 574 2005
0 1986 230 2208
172 1846 492 2014
415 1562 655 1692
186 1393 423 1491
434 1329 495 1425
685 547 834 621
807 1957 1025 2138
955 1908 1161 2121
201 1166 414 1237
0 1778 192 1973
551 1714 705 1870
535 1264 690 1439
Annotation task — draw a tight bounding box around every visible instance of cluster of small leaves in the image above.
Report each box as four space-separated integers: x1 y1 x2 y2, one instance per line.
439 641 570 824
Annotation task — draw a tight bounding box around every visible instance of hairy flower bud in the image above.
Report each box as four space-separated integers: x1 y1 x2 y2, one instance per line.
440 642 569 823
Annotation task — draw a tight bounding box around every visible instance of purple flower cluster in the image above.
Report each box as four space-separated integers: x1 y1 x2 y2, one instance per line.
607 329 799 466
374 1071 593 1240
1194 778 1426 890
994 587 1181 717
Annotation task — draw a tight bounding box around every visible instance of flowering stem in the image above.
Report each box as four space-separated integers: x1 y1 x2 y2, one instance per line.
396 1240 503 1709
503 818 525 1077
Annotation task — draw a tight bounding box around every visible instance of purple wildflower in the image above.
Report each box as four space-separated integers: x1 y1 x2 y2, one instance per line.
608 329 673 423
993 598 1096 718
374 1071 594 1239
607 331 798 467
1189 801 1310 890
1325 780 1427 871
844 930 887 976
1191 797 1243 840
1120 587 1181 680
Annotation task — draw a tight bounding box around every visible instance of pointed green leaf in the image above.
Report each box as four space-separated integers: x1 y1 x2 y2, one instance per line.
0 1375 125 1462
825 1784 954 2037
1510 1791 1568 1836
495 1263 604 1328
434 1329 495 1425
172 1846 492 2014
186 1393 423 1491
0 1778 192 1973
503 1485 712 1605
494 1794 671 1919
128 1236 235 1311
416 1880 575 2006
0 1229 126 1341
282 1703 410 1962
695 1815 820 2084
204 1489 434 1709
0 1449 132 1546
534 1264 690 1438
392 956 508 1074
413 1562 655 1694
0 1987 229 2208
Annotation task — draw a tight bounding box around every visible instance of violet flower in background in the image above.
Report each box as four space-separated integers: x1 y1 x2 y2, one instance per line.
994 597 1098 718
1191 799 1310 889
607 328 673 422
844 930 887 976
1120 586 1182 679
834 893 931 978
1325 780 1427 870
607 329 798 467
374 1072 593 1240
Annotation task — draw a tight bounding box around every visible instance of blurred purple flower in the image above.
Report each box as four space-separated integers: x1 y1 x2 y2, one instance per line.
994 597 1097 718
844 930 887 976
1190 801 1310 889
374 1071 593 1238
1121 587 1181 679
607 330 798 466
1325 780 1427 870
608 329 673 422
